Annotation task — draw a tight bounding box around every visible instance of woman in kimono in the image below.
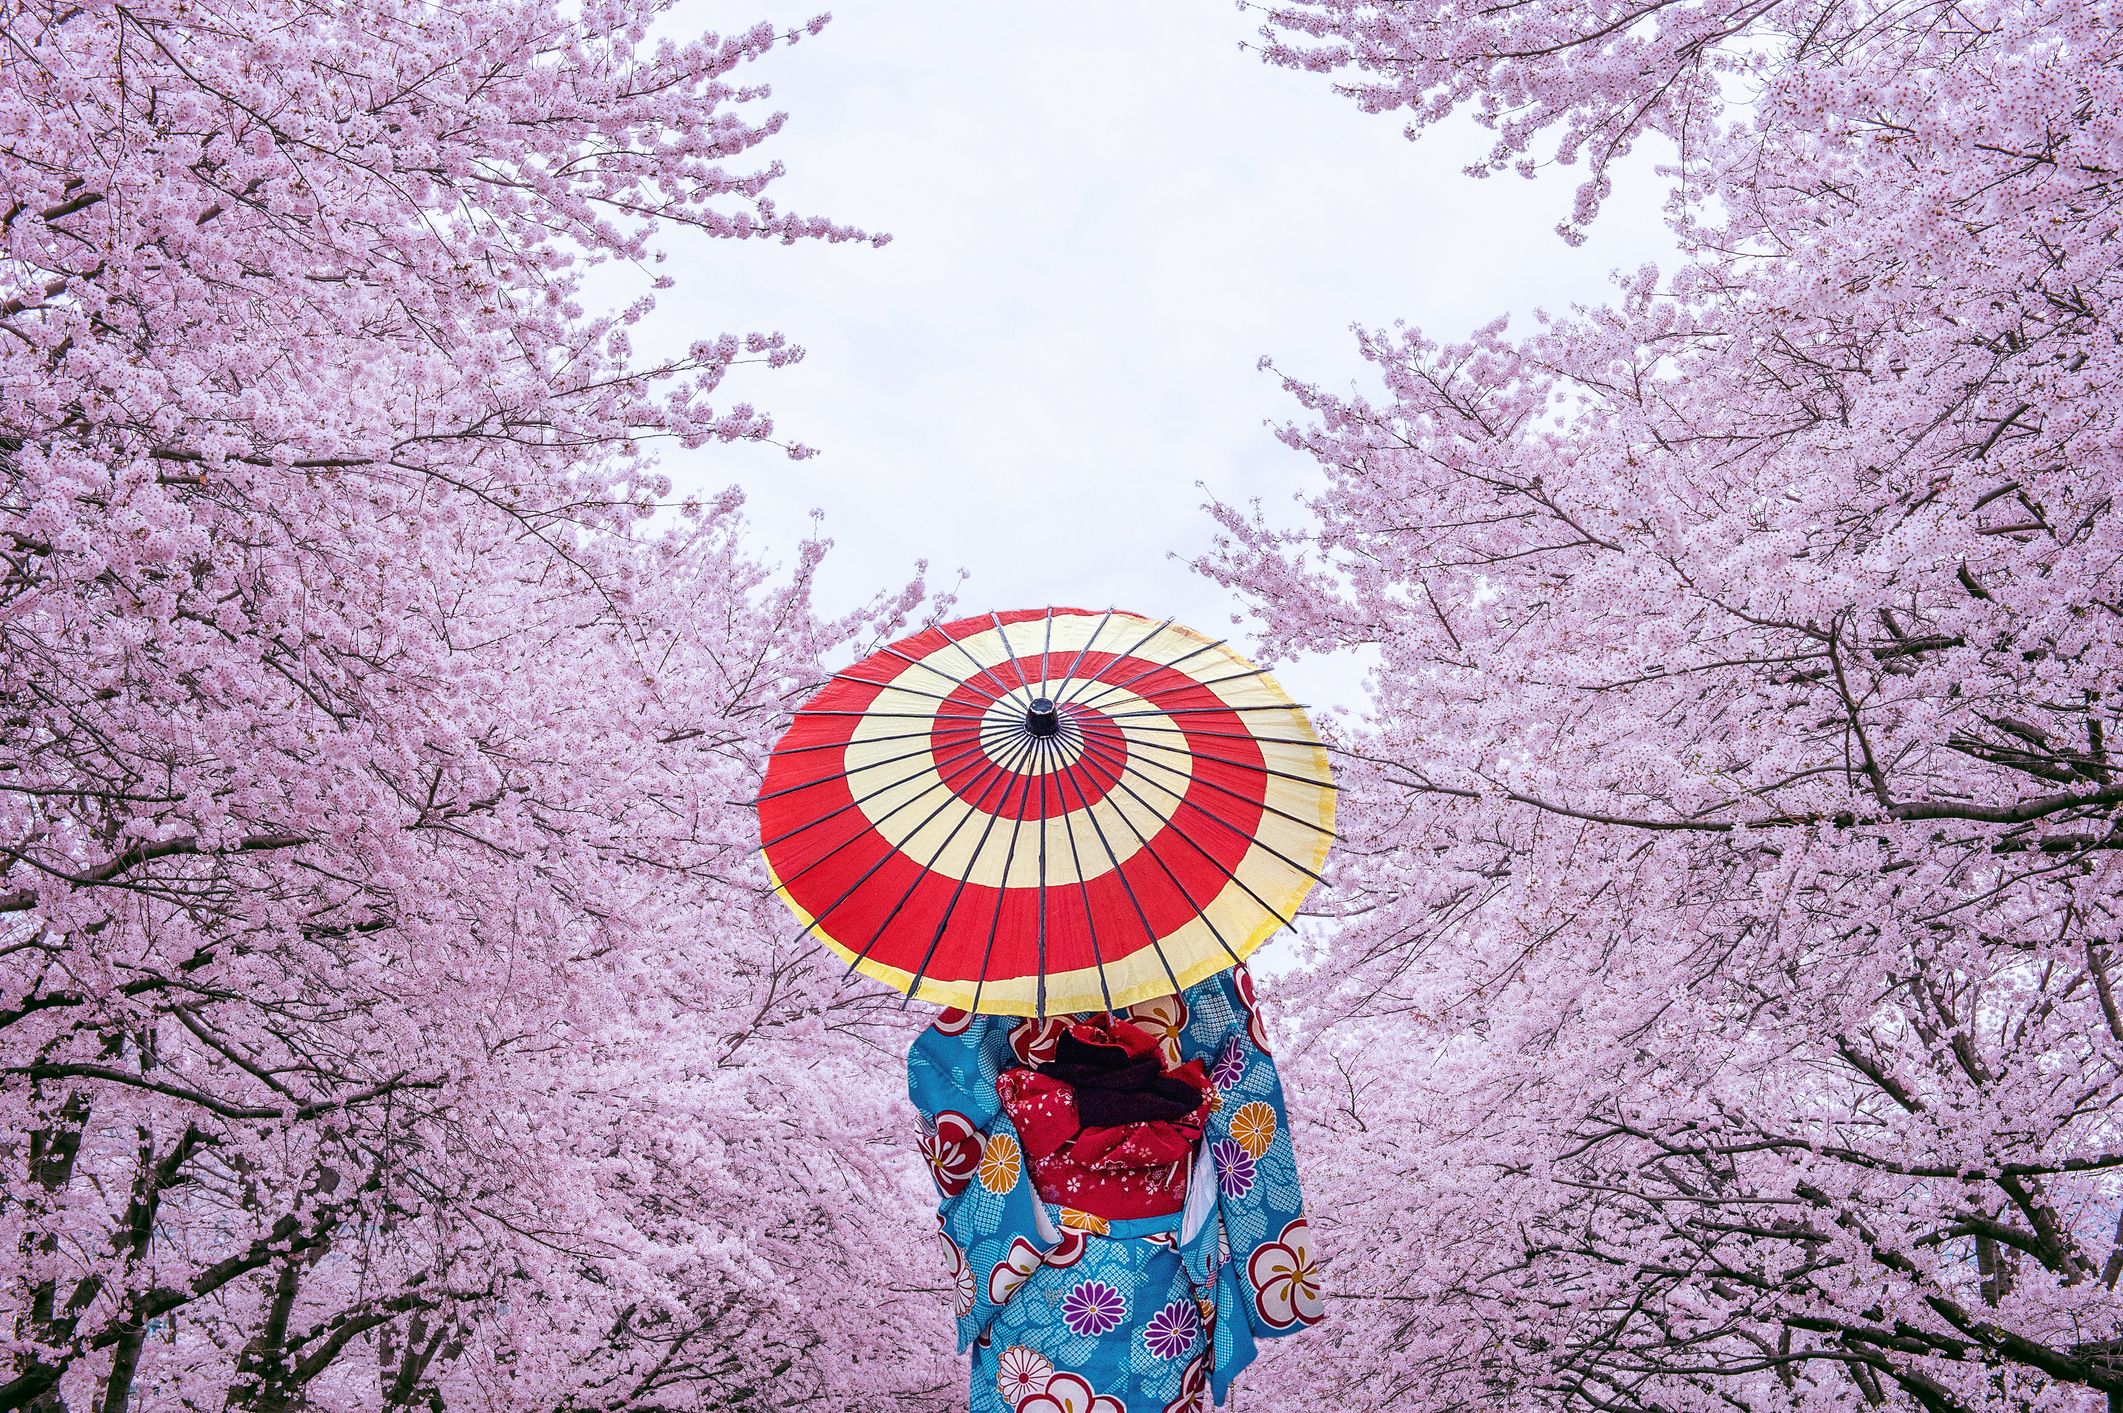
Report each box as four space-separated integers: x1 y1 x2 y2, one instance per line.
908 963 1321 1413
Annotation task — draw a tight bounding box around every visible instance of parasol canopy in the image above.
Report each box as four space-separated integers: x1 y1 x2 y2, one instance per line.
756 608 1335 1016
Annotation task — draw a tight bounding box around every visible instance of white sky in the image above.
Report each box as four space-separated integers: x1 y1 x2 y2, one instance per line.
623 0 1676 717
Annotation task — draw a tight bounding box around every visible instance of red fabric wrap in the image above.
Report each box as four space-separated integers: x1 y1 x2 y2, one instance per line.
995 1020 1211 1220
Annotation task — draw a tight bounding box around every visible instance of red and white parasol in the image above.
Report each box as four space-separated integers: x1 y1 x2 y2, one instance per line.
756 608 1335 1015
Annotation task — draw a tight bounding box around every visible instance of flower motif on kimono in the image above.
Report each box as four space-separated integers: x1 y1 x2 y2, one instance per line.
1123 993 1190 1066
1247 1218 1324 1329
932 1006 976 1036
1211 1136 1256 1199
1009 1016 1070 1067
1232 963 1273 1053
1020 1371 1125 1413
1209 1035 1247 1093
1044 1229 1088 1268
1059 1279 1127 1337
922 1110 982 1196
1142 1298 1202 1360
996 1346 1053 1407
939 1229 975 1318
989 1235 1043 1306
1162 1351 1211 1413
1058 1206 1109 1235
978 1132 1023 1194
1229 1101 1277 1159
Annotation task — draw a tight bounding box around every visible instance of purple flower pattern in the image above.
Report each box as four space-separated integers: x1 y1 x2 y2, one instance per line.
1211 1037 1247 1092
1061 1279 1127 1337
1212 1137 1256 1199
1143 1298 1202 1360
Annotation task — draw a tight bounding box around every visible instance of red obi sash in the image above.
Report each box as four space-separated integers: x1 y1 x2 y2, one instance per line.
995 1015 1210 1220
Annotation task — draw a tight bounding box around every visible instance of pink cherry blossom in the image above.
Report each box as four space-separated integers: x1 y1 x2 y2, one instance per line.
1215 0 2123 1409
0 0 936 1409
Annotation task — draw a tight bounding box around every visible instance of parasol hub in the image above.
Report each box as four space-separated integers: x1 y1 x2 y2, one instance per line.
1024 697 1062 738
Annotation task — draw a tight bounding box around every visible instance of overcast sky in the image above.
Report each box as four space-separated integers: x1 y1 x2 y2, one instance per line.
620 0 1676 717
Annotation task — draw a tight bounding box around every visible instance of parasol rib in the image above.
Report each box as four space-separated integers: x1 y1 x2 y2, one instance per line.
1053 736 1116 1015
1064 636 1227 712
989 611 1036 696
756 727 1005 851
1098 724 1346 800
1053 608 1117 702
1103 704 1313 718
769 745 1011 895
754 733 988 807
1062 747 1247 967
1038 608 1056 703
1056 616 1172 708
1070 735 1316 935
829 673 981 710
836 731 1045 984
1103 720 1341 756
901 732 1047 1005
966 724 1048 1014
762 724 959 762
788 744 1020 952
943 621 1030 707
1049 749 1185 999
1072 732 1329 885
1078 727 1342 839
871 642 1011 707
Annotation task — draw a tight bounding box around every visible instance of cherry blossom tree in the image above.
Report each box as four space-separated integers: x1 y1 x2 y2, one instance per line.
1209 1 2123 1409
1 2 948 1410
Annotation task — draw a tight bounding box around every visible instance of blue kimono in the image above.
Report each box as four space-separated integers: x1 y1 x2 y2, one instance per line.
908 967 1321 1413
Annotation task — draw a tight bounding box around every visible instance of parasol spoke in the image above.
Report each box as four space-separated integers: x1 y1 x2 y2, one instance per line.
1051 606 1115 706
900 732 1046 1006
1094 723 1346 800
753 732 989 807
989 611 1036 696
1049 748 1185 999
1102 703 1313 718
1063 635 1227 713
762 724 953 762
1038 607 1056 703
1070 661 1283 716
829 673 974 709
943 621 1030 708
1100 719 1341 757
1079 729 1342 839
768 743 1003 895
1073 732 1329 885
790 739 1021 949
1057 745 1246 967
1032 731 1053 1017
1051 735 1115 1016
834 731 1043 983
966 724 1049 1014
872 642 1011 707
1071 735 1318 933
1055 615 1172 708
791 708 993 722
757 726 1007 850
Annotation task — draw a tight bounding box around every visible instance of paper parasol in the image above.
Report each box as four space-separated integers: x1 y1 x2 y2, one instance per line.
756 607 1335 1015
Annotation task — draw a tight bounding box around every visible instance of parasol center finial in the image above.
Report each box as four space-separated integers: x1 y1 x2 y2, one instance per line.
1024 697 1061 738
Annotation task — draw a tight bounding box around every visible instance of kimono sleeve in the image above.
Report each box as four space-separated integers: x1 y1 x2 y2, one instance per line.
906 1011 1063 1353
1169 967 1324 1404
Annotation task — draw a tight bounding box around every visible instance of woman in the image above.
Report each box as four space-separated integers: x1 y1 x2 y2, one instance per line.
909 964 1321 1413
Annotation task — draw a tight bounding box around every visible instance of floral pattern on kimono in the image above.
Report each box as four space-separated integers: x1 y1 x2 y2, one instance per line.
908 965 1320 1412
